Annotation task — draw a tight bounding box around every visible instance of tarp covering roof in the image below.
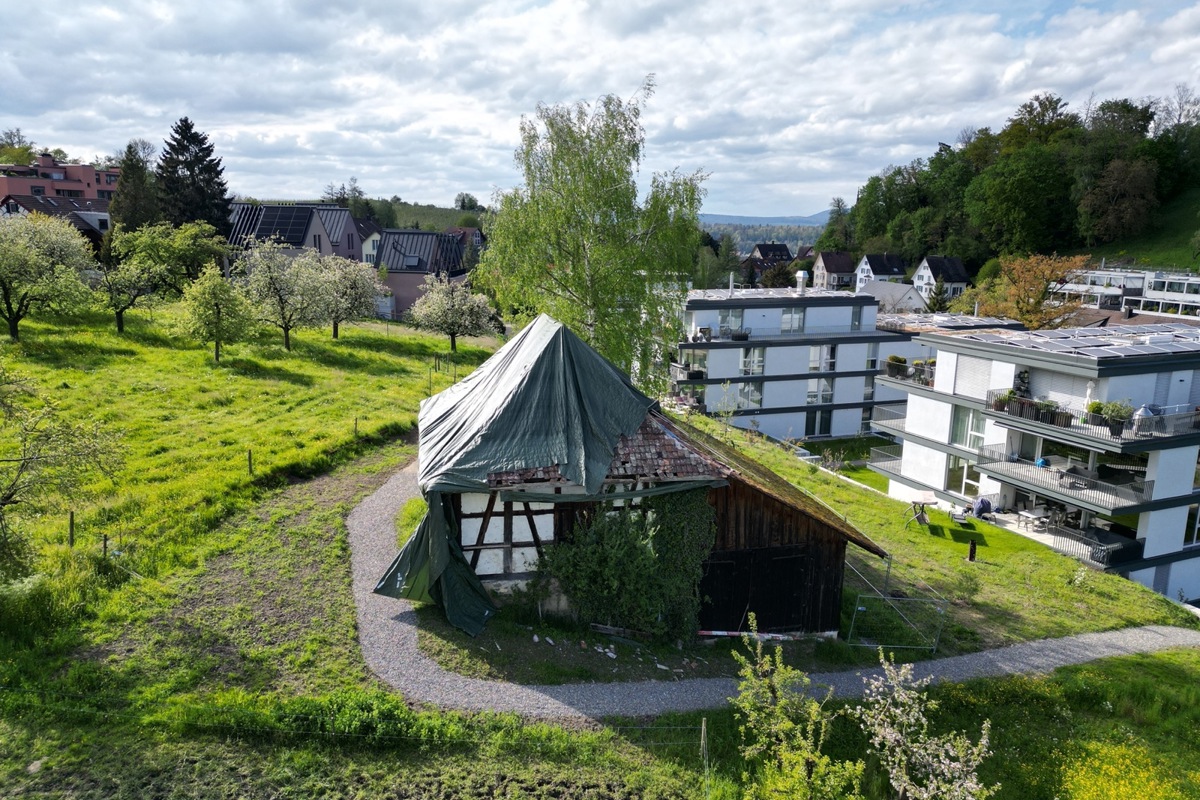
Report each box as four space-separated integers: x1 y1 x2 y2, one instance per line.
416 314 657 496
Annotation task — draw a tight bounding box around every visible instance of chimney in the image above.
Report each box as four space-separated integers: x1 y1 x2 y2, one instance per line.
729 271 735 297
796 270 808 294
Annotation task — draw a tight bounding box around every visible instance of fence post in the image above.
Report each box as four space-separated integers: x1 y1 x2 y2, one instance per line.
354 417 359 438
701 717 710 800
102 533 108 559
68 511 74 548
248 448 254 476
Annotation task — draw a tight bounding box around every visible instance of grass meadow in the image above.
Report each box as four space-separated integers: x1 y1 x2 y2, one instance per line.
1 308 1200 798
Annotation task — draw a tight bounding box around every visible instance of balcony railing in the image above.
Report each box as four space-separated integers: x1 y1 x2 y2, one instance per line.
879 362 935 387
975 445 1152 511
984 389 1200 444
682 324 866 343
867 445 904 478
1042 523 1144 568
669 362 707 382
870 405 908 435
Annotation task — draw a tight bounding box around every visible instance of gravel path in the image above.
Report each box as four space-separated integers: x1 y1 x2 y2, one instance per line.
348 462 1200 720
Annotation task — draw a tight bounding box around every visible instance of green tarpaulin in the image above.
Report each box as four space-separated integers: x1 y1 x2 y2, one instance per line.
374 315 659 636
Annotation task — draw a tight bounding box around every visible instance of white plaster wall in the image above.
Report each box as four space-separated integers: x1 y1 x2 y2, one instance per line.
743 307 776 333
1167 369 1193 407
905 395 953 442
762 380 806 409
763 346 806 377
1101 375 1150 405
837 342 869 371
1147 445 1200 500
805 306 851 329
1126 561 1200 603
832 408 863 437
901 441 947 487
1139 506 1190 559
989 360 1017 392
740 412 805 442
933 351 956 393
706 349 742 382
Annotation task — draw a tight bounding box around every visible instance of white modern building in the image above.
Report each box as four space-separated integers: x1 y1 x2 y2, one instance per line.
669 284 1017 442
1053 267 1146 310
869 322 1200 602
912 256 970 302
1123 272 1200 317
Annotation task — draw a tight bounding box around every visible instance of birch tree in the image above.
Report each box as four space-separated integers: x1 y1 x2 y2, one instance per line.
477 76 705 386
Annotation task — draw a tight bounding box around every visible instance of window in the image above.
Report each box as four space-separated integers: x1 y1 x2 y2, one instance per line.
347 233 355 248
736 381 762 409
55 189 83 198
30 186 45 196
313 234 323 249
719 308 743 332
950 406 985 451
740 347 764 376
807 378 833 404
866 342 879 370
852 305 863 331
370 239 378 252
946 456 982 497
98 218 108 230
1186 505 1200 547
781 307 804 334
864 376 875 401
861 407 873 433
809 344 836 373
805 409 831 437
365 254 375 264
97 190 114 200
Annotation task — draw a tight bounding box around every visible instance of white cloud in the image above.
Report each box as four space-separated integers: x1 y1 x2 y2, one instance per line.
0 0 1196 215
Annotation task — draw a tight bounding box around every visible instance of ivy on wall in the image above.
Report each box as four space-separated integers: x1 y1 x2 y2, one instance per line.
539 488 716 640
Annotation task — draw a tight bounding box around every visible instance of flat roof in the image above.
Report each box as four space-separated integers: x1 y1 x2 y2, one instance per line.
876 312 1023 333
687 287 862 302
932 322 1200 361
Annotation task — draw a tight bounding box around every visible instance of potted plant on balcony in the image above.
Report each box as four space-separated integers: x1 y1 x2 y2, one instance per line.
1085 400 1105 426
912 359 926 384
1036 398 1059 424
1102 400 1134 438
731 328 750 341
992 388 1015 411
886 354 907 378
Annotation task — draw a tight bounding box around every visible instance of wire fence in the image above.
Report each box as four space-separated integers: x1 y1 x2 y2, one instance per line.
843 555 947 653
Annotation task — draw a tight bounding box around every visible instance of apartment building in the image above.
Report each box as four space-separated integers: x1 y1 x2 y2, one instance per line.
869 322 1200 602
0 153 120 200
669 284 1016 442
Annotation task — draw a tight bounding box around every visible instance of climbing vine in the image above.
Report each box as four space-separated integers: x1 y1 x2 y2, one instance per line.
539 488 716 641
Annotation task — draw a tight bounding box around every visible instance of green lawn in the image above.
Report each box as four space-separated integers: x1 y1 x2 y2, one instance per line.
1072 187 1200 270
3 310 1200 798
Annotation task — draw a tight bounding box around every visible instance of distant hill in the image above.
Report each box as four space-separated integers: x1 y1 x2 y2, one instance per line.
700 211 830 226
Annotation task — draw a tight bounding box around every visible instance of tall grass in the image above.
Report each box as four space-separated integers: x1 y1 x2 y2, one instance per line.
0 308 491 645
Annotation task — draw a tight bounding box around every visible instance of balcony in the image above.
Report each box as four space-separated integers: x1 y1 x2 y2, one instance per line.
984 390 1200 449
1041 522 1144 568
669 362 707 382
681 324 866 344
975 445 1153 513
867 444 904 479
880 361 935 387
870 405 907 436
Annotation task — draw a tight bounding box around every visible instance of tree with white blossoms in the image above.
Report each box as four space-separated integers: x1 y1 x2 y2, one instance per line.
0 213 94 341
407 273 495 353
316 254 383 339
242 239 327 351
852 651 997 800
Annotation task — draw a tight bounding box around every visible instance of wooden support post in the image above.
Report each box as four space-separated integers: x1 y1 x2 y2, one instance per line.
68 511 74 548
354 416 359 437
102 534 108 559
248 448 254 475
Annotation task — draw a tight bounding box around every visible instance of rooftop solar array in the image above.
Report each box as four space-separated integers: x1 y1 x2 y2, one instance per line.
258 206 311 246
948 323 1200 360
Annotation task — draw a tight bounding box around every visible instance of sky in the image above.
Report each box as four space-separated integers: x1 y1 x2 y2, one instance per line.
2 1 1199 217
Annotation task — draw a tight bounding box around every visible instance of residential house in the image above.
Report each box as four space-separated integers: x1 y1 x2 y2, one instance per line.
812 251 856 291
228 203 333 255
0 152 120 201
374 229 467 317
355 217 382 265
869 322 1200 602
1 194 111 251
374 314 888 635
912 255 970 301
854 253 908 292
670 283 1017 442
860 280 927 312
750 242 793 263
1123 272 1200 317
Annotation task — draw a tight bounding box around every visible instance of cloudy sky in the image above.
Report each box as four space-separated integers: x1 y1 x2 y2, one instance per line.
2 1 1198 217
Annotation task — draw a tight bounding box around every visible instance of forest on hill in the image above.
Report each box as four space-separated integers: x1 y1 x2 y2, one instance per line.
814 86 1200 271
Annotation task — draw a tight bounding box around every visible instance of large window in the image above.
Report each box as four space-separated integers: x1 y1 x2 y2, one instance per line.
809 344 836 373
719 308 743 332
805 409 831 437
1186 505 1200 547
950 406 985 451
807 378 833 404
864 376 875 401
946 455 982 497
781 307 805 334
852 305 863 331
866 342 879 370
740 347 764 376
736 381 762 409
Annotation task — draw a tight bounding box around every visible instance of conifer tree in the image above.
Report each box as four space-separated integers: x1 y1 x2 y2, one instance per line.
926 277 951 312
156 117 232 237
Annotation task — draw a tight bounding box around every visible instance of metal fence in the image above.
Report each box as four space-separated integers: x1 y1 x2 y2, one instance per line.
843 556 947 652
